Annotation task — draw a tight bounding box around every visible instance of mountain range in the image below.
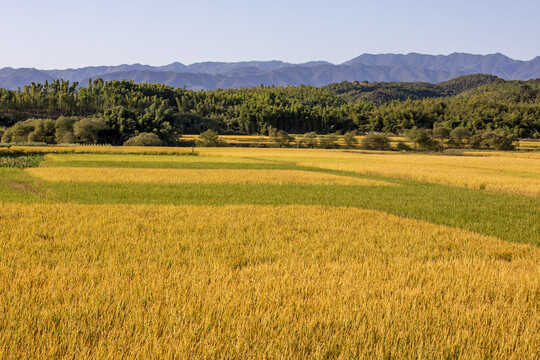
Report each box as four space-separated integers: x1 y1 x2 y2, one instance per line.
1 53 539 91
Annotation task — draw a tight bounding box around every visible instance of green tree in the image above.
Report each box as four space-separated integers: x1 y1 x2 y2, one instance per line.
1 119 36 143
103 106 137 145
196 129 227 147
433 127 450 141
28 119 55 143
343 131 358 148
406 127 440 151
318 133 339 149
124 132 164 146
299 132 318 148
272 130 294 148
73 117 110 144
54 116 79 144
480 130 517 150
360 133 391 151
138 100 180 144
449 127 470 148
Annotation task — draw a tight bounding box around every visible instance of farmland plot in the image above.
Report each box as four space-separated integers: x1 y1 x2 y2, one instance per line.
1 147 539 358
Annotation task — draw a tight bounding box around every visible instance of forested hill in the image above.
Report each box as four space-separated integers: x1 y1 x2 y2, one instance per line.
1 75 539 145
1 53 539 90
323 74 501 104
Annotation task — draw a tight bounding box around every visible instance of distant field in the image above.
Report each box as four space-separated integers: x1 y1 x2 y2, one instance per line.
180 134 416 148
1 146 539 358
519 139 540 151
180 134 540 151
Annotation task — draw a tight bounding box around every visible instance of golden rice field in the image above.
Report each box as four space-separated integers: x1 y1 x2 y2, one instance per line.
193 148 540 196
5 145 195 155
42 153 265 164
180 134 540 151
2 203 540 359
26 167 395 186
1 146 539 358
299 155 540 196
519 139 540 151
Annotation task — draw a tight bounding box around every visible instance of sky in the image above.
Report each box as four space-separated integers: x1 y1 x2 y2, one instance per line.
0 0 539 69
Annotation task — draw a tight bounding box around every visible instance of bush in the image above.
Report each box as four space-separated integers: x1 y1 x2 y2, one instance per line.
28 119 55 144
55 116 80 144
318 133 340 149
360 133 391 151
1 119 44 143
272 130 295 148
449 127 470 148
123 133 164 146
299 132 318 148
343 131 358 149
73 117 110 144
396 141 413 151
196 129 227 147
267 126 277 138
433 127 450 141
480 130 517 150
468 133 483 149
405 127 440 151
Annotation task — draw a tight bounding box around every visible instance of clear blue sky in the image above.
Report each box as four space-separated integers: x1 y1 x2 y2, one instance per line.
1 0 538 69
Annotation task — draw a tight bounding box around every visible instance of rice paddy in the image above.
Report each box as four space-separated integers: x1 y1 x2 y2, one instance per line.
190 148 540 195
26 167 395 186
1 146 539 358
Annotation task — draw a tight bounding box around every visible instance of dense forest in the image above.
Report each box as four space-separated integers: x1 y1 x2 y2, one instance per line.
0 74 539 146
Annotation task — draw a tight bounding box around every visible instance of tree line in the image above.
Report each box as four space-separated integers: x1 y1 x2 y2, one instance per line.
1 75 539 146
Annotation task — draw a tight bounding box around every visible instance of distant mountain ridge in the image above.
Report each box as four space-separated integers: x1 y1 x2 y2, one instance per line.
1 53 539 90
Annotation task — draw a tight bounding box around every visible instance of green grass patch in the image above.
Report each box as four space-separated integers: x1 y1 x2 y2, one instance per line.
43 180 540 246
0 168 48 203
5 152 539 246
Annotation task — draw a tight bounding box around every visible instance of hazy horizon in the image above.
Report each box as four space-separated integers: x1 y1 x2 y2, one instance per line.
1 0 539 69
1 52 537 71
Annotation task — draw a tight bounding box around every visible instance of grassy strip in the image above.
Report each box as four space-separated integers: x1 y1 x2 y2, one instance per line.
44 181 540 246
40 160 301 170
0 168 48 203
4 146 199 156
10 151 540 244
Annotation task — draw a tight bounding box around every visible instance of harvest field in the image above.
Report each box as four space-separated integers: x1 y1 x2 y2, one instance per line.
180 135 540 151
1 146 540 358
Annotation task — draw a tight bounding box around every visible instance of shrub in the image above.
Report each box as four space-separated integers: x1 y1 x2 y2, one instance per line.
196 129 227 147
28 119 55 144
480 130 517 150
405 128 440 151
267 126 277 138
124 133 164 146
272 130 295 148
55 116 80 144
396 141 413 151
318 133 340 149
343 131 358 149
1 119 38 143
360 133 391 151
299 132 318 148
449 127 470 148
73 117 110 144
433 127 451 141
